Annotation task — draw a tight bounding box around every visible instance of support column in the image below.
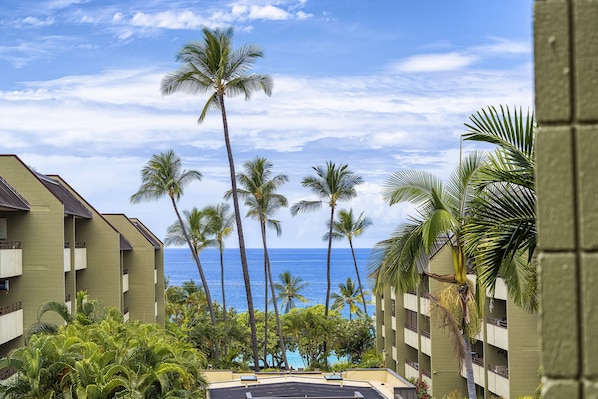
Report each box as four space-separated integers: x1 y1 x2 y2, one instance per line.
534 0 598 397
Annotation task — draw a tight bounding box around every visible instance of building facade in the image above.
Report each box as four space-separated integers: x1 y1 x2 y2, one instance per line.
0 154 164 356
375 243 539 399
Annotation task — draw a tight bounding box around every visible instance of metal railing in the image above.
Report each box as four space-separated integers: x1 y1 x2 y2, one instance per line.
0 241 21 249
0 301 22 316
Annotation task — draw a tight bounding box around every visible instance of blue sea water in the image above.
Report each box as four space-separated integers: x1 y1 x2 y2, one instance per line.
164 247 376 319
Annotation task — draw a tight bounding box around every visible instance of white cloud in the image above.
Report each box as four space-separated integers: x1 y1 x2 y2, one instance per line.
391 52 479 73
19 16 56 27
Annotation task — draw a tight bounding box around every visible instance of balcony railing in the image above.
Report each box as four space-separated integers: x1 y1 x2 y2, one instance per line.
0 242 22 278
421 369 431 378
489 364 509 379
404 323 418 333
0 301 22 316
0 242 20 249
488 317 508 328
405 358 419 370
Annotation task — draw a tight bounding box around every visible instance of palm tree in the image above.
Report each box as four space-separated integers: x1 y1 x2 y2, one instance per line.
330 277 366 321
290 162 363 317
325 208 372 317
203 203 235 319
274 271 309 314
161 27 272 371
130 151 218 328
229 156 289 369
164 207 217 324
461 105 537 311
369 151 486 399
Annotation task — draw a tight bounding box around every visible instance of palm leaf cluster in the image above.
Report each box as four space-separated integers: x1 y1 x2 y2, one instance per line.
462 105 537 311
1 302 205 398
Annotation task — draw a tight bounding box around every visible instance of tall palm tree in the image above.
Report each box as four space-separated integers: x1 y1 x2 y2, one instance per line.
228 156 289 369
164 207 217 324
161 27 272 371
274 271 309 314
330 277 366 321
130 151 218 328
461 105 537 311
325 208 372 317
290 161 363 317
369 151 486 399
203 203 235 319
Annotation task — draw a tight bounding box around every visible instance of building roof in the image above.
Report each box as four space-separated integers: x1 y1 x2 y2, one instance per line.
206 370 415 399
36 173 92 218
0 176 30 211
130 218 162 249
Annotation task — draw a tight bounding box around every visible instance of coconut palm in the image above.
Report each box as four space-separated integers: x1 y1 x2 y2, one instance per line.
331 277 366 321
461 105 537 311
228 156 289 369
369 151 486 399
161 27 272 371
129 150 220 327
325 208 372 317
203 203 235 319
164 207 217 323
290 162 363 317
274 271 309 314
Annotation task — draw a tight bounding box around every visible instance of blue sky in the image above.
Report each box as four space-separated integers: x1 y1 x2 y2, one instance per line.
0 0 534 248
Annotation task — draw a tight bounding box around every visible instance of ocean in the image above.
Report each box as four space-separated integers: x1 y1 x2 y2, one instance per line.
164 247 377 319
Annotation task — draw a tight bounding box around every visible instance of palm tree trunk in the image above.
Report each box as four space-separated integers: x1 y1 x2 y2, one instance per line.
348 239 368 317
325 206 335 317
262 222 290 370
219 242 226 321
218 93 260 372
262 221 269 368
170 197 217 327
462 331 476 399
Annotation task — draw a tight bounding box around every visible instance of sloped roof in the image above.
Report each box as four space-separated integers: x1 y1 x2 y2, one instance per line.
210 381 386 399
0 176 30 211
36 173 92 218
120 234 134 251
131 218 161 249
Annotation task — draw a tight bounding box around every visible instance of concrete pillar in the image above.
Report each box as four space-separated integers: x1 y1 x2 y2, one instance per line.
534 0 598 397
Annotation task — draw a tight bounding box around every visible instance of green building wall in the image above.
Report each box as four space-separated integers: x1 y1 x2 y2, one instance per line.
0 155 67 353
51 176 124 312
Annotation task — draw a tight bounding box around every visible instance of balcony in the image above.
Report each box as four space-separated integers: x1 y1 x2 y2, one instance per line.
404 324 419 349
421 369 432 391
487 278 508 300
404 359 419 381
461 356 485 387
403 292 418 312
486 318 508 350
488 365 509 398
154 269 158 285
0 302 23 344
74 242 87 270
0 242 22 278
123 307 129 323
421 331 431 356
122 269 129 293
64 243 70 272
419 295 430 316
65 294 72 313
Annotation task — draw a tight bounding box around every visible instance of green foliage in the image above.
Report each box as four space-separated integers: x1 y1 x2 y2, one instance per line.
331 318 375 364
441 389 466 399
1 300 206 398
357 349 383 368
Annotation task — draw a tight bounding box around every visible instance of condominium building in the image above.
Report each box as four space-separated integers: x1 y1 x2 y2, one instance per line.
374 241 539 399
0 154 164 356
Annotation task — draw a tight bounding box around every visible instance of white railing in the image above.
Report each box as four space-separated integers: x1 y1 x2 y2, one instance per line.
0 245 22 278
122 272 129 293
404 326 419 349
419 296 430 316
486 320 509 350
404 362 419 381
488 366 509 398
0 306 23 344
403 292 418 312
64 248 71 272
74 247 87 270
421 334 431 356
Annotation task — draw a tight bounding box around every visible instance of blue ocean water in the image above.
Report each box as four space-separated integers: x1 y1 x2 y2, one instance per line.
164 247 376 318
